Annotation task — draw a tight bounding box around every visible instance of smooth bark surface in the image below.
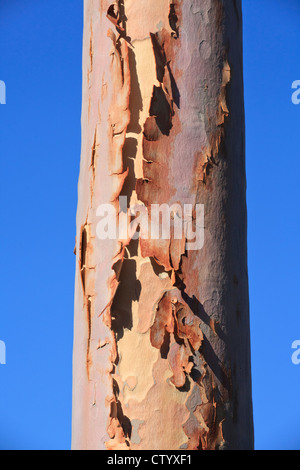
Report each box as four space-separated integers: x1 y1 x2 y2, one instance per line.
72 0 254 450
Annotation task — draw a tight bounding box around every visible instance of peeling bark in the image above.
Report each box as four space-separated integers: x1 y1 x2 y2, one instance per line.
72 0 253 450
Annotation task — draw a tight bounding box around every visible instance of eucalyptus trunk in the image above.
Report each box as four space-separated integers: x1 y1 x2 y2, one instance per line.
72 0 254 450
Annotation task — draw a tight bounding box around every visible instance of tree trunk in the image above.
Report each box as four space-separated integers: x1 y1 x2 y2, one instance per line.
72 0 254 450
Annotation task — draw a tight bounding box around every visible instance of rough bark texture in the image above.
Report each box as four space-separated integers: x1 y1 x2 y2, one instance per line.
72 0 254 450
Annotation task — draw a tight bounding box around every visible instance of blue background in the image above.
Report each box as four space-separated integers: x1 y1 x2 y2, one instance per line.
0 0 299 450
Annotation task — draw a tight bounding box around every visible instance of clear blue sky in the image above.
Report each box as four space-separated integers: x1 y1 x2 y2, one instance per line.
0 0 299 450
